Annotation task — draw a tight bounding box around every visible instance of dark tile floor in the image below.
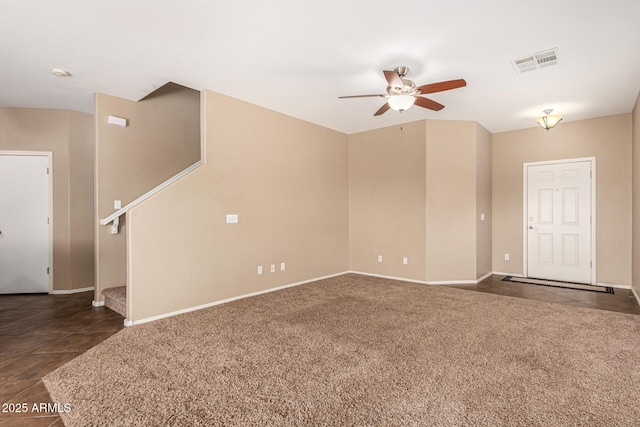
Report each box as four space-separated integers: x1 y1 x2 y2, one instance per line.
1 276 638 426
447 274 640 315
0 291 123 426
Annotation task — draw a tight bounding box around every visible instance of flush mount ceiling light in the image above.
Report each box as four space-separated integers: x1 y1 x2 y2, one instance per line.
51 68 71 77
536 109 563 131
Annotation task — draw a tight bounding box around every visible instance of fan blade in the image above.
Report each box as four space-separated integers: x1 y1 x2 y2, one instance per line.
383 70 403 89
338 94 386 99
414 96 445 111
417 79 467 94
374 102 391 116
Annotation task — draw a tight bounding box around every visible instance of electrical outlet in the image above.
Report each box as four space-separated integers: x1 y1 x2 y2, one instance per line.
504 254 510 261
403 257 408 265
270 264 275 273
280 262 285 271
378 255 383 263
257 266 263 275
114 200 122 209
480 213 485 221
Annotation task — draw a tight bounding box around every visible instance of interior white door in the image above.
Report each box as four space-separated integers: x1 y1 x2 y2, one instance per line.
0 154 50 293
526 161 592 284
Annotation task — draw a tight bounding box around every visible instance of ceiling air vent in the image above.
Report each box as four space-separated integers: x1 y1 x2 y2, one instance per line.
511 48 559 73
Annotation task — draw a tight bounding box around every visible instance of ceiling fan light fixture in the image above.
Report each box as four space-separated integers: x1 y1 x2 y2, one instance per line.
536 109 563 130
387 95 416 112
338 67 466 116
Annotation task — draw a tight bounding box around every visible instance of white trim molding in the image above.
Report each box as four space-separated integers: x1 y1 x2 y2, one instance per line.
476 272 493 282
349 271 493 286
1 150 54 293
51 286 95 295
427 279 480 286
596 282 631 290
426 271 495 285
348 271 427 284
100 161 202 227
125 271 350 326
631 287 640 307
522 157 596 285
493 272 525 278
427 279 478 285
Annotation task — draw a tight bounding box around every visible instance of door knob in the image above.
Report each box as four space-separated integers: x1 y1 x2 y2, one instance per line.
528 226 533 229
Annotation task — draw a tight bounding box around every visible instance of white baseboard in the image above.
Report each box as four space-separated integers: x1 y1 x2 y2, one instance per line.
349 271 493 286
348 271 427 284
126 271 350 326
92 300 105 307
427 279 478 285
51 286 95 295
427 271 495 285
477 271 494 282
492 272 524 278
631 287 640 306
596 282 631 290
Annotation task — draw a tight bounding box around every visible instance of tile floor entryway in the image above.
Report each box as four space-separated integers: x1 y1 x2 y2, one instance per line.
447 275 640 315
0 291 123 426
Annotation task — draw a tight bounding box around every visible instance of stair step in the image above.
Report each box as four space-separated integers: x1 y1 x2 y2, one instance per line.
102 286 126 317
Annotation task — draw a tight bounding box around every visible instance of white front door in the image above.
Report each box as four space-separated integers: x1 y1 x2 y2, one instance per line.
0 153 51 293
526 160 592 284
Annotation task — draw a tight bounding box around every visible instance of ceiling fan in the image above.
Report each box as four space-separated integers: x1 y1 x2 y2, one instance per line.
339 66 466 116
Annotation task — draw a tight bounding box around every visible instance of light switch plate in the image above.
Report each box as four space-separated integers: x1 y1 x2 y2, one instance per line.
280 262 285 271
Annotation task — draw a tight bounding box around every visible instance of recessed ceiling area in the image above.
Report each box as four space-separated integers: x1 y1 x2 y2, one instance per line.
1 1 639 134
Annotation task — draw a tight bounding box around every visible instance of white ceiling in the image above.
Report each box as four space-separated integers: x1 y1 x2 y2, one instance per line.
1 0 639 134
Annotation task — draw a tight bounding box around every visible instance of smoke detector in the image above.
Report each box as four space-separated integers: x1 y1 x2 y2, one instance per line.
51 68 71 77
511 48 559 73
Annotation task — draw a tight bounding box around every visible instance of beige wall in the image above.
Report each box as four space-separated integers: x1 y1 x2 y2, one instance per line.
349 119 491 284
349 121 426 281
69 111 96 290
95 83 201 300
426 120 478 282
126 90 349 321
0 107 94 291
0 108 6 139
632 93 640 295
492 114 632 286
476 123 492 278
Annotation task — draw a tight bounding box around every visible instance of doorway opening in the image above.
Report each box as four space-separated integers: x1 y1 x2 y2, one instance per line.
0 151 53 293
522 157 596 285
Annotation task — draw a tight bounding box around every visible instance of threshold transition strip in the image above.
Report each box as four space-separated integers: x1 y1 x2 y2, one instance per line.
502 276 614 294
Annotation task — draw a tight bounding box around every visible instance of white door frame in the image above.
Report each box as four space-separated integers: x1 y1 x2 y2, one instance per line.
0 150 54 293
522 157 596 285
